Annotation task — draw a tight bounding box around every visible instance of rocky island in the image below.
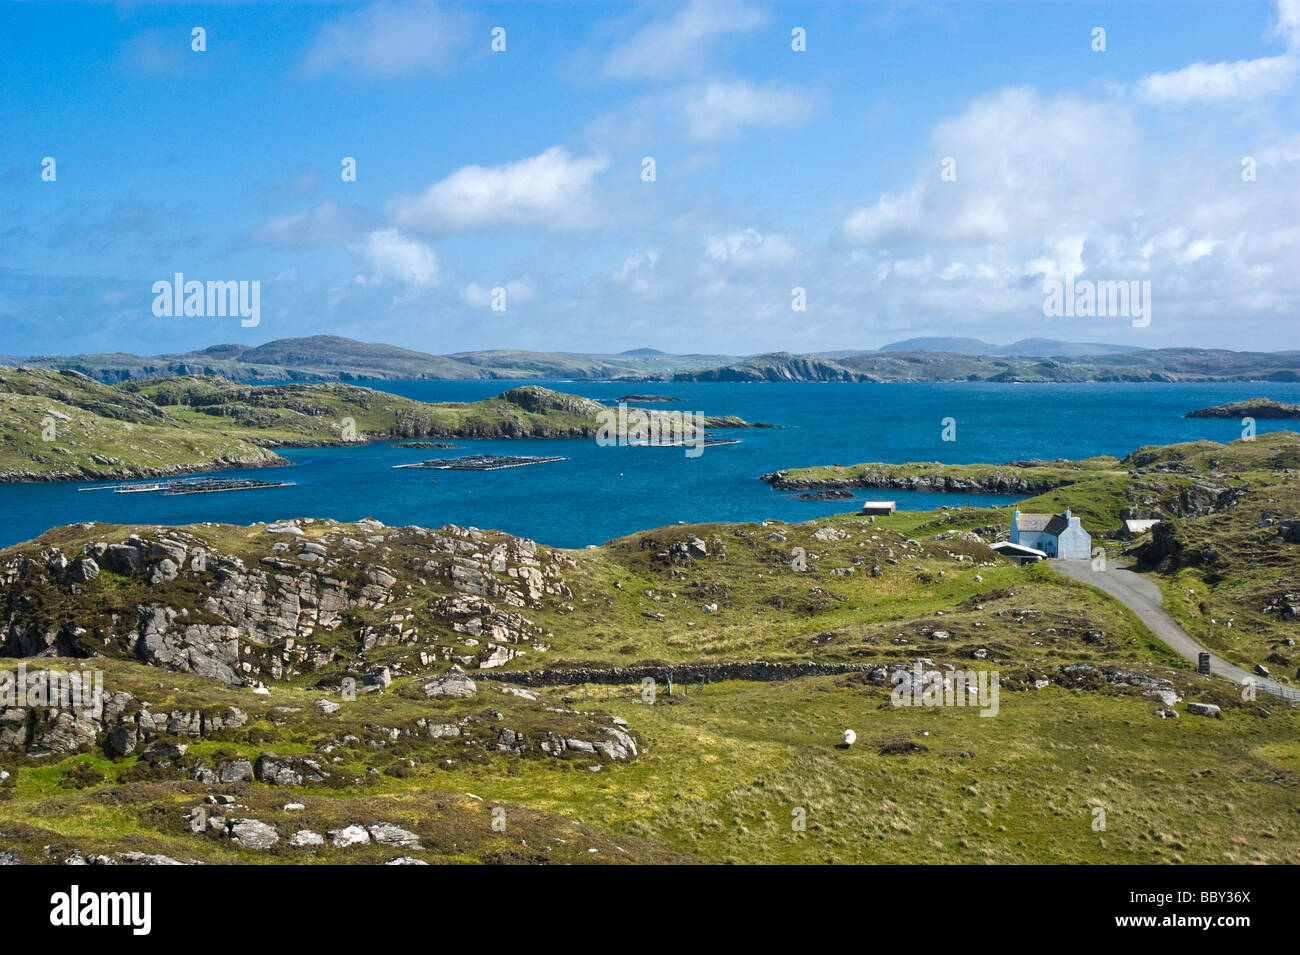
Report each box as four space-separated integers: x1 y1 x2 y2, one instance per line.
1185 397 1300 418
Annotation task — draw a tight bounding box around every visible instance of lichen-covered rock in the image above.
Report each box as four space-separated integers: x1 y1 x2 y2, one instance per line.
328 825 370 848
421 665 477 699
227 818 279 850
367 822 421 849
288 830 323 848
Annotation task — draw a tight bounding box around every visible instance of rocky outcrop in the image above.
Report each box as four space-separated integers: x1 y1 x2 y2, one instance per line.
0 667 247 756
1134 521 1221 572
2 521 571 683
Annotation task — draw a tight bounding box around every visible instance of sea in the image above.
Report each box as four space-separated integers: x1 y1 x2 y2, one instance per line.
3 380 1298 550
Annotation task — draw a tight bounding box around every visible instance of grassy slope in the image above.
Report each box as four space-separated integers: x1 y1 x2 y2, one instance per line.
769 432 1300 674
3 660 1294 864
0 369 283 479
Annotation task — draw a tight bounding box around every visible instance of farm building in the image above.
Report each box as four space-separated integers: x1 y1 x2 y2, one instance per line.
1009 508 1092 559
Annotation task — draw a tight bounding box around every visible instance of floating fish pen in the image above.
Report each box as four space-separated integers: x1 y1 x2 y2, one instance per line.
160 478 294 495
80 478 293 495
79 482 166 493
393 454 567 471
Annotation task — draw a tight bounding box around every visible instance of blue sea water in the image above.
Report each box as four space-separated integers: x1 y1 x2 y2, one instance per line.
3 380 1298 549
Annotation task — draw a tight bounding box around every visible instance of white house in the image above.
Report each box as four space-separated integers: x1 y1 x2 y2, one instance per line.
1010 508 1091 559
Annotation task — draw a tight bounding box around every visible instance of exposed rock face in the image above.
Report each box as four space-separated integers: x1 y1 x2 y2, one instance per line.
135 606 242 684
1135 521 1221 572
254 752 328 786
0 667 248 756
217 758 254 783
2 521 571 684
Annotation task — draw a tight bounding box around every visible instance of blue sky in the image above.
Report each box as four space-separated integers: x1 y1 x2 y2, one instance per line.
1 0 1297 357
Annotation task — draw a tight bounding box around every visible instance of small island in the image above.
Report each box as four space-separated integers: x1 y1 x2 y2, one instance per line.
1186 398 1300 418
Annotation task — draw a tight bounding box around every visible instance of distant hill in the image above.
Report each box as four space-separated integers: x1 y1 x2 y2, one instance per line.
16 337 733 384
674 352 879 383
18 336 486 383
878 337 997 355
12 335 1300 385
878 337 1145 357
620 347 667 355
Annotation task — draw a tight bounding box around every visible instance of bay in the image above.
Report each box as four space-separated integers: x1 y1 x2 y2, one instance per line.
2 380 1297 549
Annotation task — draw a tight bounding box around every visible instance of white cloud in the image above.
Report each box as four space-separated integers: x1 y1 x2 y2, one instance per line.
303 2 469 77
250 201 370 247
683 80 817 142
844 88 1139 246
1272 0 1300 47
603 0 768 79
391 147 608 234
822 83 1300 348
612 249 662 295
1135 0 1300 104
1135 54 1297 105
703 229 798 268
348 229 440 287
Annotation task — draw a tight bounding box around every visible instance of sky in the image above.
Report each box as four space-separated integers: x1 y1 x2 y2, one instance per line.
0 0 1297 357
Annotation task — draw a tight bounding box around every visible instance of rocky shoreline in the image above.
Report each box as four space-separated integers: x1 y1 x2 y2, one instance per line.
0 452 286 485
761 469 1061 495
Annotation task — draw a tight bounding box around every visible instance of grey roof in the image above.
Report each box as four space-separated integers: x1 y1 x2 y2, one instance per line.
1016 512 1069 535
1043 515 1069 535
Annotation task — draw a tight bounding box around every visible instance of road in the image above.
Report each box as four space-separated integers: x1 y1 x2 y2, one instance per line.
1050 559 1299 703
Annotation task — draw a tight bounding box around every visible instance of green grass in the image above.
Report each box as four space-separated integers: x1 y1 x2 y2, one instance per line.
3 669 1295 864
